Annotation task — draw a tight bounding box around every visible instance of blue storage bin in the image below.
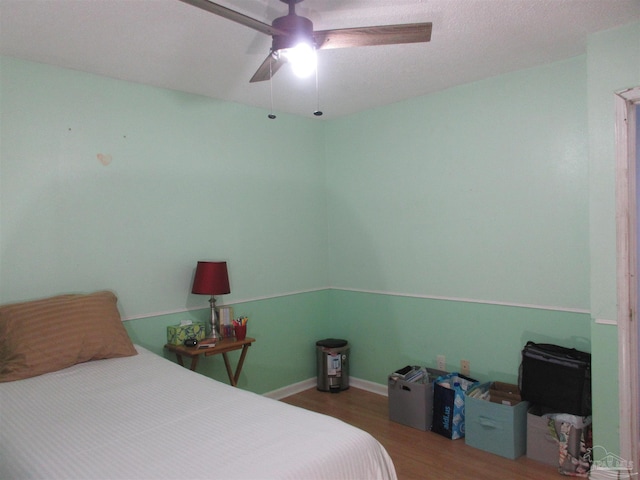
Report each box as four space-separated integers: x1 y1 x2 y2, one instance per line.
465 382 529 459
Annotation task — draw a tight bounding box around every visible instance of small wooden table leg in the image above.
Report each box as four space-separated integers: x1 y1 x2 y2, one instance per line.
189 356 199 371
175 354 185 368
174 353 199 371
222 353 235 386
233 345 250 385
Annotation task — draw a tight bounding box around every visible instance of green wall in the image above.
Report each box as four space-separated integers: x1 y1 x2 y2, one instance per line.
587 22 640 456
328 290 590 386
325 57 588 311
322 53 592 433
0 56 328 317
1 21 639 458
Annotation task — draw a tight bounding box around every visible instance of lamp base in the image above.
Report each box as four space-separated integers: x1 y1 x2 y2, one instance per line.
208 295 220 340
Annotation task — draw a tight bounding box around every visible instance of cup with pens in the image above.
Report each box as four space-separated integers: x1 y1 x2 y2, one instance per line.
233 316 248 341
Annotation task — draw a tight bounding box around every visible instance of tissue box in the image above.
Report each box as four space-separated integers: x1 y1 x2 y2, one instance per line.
166 322 206 345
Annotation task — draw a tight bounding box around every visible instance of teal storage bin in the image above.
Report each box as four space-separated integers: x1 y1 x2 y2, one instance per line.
465 382 529 459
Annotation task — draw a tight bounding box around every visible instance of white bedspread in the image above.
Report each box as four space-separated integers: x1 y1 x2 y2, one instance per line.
0 345 396 480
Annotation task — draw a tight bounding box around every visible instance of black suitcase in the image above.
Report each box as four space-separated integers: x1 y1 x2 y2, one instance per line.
519 341 591 416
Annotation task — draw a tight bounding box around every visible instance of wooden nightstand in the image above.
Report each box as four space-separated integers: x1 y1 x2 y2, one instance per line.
164 337 255 387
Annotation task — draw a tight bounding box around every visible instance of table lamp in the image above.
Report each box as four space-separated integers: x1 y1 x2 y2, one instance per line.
191 261 230 340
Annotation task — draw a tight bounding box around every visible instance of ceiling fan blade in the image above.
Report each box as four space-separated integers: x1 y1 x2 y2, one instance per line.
250 53 286 83
178 0 287 36
314 23 432 50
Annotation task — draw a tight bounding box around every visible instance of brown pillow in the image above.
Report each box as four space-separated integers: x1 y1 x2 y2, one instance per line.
0 290 137 382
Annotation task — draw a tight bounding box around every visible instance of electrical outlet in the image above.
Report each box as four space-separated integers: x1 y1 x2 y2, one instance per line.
437 355 446 371
460 359 470 376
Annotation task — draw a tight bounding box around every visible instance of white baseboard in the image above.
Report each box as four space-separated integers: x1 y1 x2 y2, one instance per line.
263 377 387 400
263 378 316 400
350 377 388 396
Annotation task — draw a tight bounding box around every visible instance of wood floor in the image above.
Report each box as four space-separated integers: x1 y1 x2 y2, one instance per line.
281 387 563 480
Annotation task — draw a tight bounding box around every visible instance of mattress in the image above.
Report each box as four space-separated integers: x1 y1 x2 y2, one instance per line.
0 345 396 480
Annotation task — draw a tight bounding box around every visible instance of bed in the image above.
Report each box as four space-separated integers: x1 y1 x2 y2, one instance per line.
0 291 397 480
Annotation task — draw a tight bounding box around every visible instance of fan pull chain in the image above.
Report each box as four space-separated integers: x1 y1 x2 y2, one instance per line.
268 53 276 120
313 62 323 117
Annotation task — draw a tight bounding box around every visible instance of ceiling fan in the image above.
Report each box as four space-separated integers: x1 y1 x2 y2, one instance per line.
179 0 432 83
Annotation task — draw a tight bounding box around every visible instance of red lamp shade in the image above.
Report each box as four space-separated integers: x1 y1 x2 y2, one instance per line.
192 261 230 296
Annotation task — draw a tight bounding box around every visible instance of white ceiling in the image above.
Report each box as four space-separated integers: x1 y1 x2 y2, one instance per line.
1 0 640 119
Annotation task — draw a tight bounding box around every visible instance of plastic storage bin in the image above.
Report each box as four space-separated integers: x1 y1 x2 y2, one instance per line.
465 382 529 459
388 367 447 431
316 338 349 392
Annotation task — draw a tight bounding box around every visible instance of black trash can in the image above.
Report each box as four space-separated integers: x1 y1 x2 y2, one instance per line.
316 338 350 392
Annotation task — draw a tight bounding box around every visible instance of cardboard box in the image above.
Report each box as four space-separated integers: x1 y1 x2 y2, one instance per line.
489 381 522 406
465 382 529 459
388 367 448 431
166 322 206 345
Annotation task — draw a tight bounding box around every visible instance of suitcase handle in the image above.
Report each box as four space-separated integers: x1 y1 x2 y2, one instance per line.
524 341 591 362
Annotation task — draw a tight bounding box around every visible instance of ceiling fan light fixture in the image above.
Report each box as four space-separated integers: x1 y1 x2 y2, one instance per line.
280 42 317 78
180 0 433 112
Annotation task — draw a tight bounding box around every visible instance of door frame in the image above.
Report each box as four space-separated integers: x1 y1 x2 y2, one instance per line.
615 85 640 469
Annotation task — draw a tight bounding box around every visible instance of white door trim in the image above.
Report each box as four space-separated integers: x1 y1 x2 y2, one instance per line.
615 86 640 470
